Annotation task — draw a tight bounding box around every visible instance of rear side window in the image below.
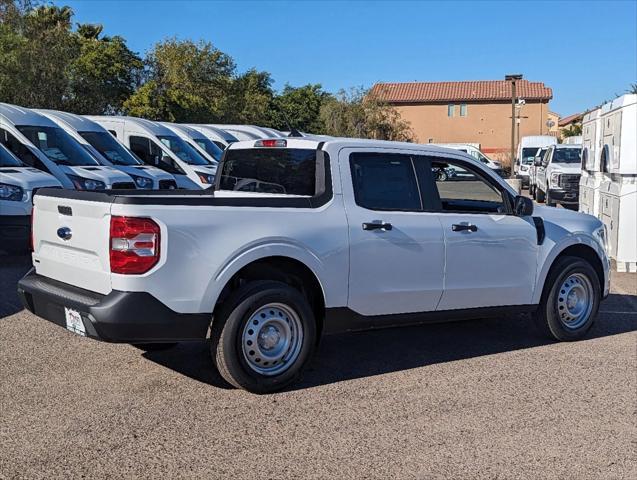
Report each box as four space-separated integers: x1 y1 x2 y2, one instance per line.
219 148 316 195
350 153 421 211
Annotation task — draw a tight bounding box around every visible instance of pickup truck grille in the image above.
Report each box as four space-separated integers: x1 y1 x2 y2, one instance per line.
559 173 580 190
159 179 177 190
112 182 136 190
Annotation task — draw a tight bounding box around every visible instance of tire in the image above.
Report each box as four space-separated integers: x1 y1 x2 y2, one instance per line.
546 191 555 207
534 256 600 341
210 280 317 394
536 188 545 203
529 184 535 198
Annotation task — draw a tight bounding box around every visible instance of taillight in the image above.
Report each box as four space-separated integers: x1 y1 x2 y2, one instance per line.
109 216 160 274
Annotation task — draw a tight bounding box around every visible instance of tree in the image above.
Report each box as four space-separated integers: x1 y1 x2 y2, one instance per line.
224 68 274 125
66 28 143 114
123 38 235 122
270 84 331 133
320 87 413 141
562 123 582 138
626 83 637 95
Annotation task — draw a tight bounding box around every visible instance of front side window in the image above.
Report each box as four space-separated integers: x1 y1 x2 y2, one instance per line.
129 136 182 174
447 104 455 117
16 126 100 166
0 128 44 169
157 135 211 166
350 153 421 211
219 148 316 195
192 137 222 162
431 159 505 214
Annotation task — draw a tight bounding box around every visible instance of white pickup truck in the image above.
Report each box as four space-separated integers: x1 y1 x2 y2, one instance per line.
18 137 610 393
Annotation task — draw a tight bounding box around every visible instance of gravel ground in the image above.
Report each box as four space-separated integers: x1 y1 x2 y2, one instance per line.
0 255 635 479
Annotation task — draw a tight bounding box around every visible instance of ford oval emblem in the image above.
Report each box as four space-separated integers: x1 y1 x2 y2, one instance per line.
57 227 72 241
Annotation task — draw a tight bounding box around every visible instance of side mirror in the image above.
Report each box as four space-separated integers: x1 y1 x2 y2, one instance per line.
534 158 542 166
514 195 534 216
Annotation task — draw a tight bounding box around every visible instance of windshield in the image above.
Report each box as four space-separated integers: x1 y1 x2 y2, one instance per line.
521 148 541 164
192 137 222 162
79 131 142 166
157 135 210 165
220 148 316 195
17 125 100 166
553 148 582 164
536 148 548 159
0 144 23 167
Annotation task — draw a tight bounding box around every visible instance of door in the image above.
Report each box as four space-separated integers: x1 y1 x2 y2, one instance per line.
426 156 539 310
343 150 445 316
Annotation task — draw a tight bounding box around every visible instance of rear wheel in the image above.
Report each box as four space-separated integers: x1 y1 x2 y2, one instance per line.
534 256 600 341
210 281 317 393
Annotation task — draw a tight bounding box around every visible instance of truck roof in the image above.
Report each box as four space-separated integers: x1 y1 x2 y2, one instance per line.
34 109 104 133
0 103 58 128
161 122 208 141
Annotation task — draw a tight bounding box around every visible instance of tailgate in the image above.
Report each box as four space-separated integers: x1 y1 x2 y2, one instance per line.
32 194 113 295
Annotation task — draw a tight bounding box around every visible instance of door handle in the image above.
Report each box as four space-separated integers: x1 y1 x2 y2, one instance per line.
452 224 478 232
362 222 392 231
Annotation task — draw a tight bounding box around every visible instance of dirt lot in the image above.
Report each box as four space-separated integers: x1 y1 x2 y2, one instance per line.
1 254 635 479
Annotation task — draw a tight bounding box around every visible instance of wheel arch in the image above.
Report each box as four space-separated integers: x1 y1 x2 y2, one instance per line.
534 239 607 304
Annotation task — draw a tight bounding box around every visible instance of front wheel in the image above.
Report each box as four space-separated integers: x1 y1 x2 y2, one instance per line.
534 256 600 341
536 188 546 203
210 281 317 394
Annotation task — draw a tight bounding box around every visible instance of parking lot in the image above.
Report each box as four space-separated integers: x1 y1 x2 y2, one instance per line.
0 254 635 479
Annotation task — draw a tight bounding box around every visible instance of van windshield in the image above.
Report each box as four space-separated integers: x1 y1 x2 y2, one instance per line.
521 148 541 164
157 135 210 165
17 125 100 166
219 148 316 195
192 137 222 162
0 144 23 167
553 148 582 164
79 131 142 166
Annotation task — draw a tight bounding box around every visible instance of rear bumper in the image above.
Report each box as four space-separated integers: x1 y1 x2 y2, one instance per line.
0 215 30 253
17 269 210 343
548 188 579 204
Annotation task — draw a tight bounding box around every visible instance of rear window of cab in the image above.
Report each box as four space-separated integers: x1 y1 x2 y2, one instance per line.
219 148 316 195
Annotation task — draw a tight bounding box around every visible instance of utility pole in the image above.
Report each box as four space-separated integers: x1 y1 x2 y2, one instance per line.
505 74 523 178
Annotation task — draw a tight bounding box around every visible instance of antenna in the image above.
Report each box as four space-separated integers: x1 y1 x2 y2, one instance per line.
276 105 303 138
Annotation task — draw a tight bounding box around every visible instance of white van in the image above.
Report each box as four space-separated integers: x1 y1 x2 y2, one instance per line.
161 123 223 171
431 143 504 176
1 143 61 252
36 110 177 190
0 103 135 190
515 135 557 186
187 125 239 149
88 116 217 189
209 125 283 141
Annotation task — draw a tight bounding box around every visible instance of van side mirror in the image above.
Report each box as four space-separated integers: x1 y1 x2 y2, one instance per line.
514 195 534 216
534 158 542 166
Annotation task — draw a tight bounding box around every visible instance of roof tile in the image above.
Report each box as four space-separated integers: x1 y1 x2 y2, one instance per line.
370 80 553 103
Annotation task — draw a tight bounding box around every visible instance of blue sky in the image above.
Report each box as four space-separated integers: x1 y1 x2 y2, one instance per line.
57 0 636 116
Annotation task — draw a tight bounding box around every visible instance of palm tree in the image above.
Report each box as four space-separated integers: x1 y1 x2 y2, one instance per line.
626 83 637 95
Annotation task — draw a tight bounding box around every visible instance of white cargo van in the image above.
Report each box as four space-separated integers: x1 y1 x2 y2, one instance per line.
88 116 216 189
1 143 62 252
515 136 557 186
0 104 135 190
36 110 177 190
161 123 222 172
187 125 238 149
209 125 283 142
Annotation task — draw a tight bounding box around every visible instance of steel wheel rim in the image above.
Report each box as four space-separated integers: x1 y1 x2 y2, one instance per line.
241 302 304 376
556 273 594 329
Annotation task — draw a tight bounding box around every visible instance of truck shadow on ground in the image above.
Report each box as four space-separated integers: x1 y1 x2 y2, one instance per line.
142 292 637 391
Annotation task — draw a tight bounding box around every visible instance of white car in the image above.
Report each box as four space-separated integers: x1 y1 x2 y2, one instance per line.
36 110 177 190
432 143 504 176
516 136 557 187
0 103 136 190
1 143 61 252
535 144 583 208
19 137 609 393
87 116 217 189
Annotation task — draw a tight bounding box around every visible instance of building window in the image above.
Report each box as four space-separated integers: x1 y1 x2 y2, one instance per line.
447 104 455 117
460 104 467 117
